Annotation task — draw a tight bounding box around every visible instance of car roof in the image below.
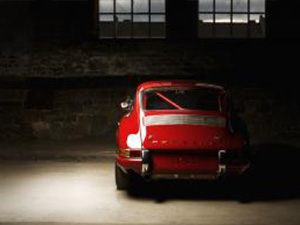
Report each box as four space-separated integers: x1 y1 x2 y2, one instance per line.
137 80 225 91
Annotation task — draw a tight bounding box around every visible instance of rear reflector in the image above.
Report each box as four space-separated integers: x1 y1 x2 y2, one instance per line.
130 150 142 158
119 148 141 158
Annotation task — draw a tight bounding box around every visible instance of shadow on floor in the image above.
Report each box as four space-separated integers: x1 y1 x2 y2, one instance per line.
127 143 300 203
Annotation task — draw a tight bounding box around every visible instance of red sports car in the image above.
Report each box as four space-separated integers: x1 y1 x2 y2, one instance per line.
115 80 250 190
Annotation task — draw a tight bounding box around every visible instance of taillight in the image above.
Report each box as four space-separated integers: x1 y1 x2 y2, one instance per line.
119 148 141 158
129 150 142 158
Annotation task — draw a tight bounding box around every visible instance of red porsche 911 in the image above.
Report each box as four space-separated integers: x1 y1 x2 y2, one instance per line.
115 80 250 190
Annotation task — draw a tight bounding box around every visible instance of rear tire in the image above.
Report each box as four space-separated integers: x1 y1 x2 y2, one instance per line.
115 163 130 190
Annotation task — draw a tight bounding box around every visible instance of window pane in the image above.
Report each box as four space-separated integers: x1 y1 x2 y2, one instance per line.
150 15 165 38
143 89 220 111
232 14 248 38
216 0 231 12
116 14 131 38
250 0 265 13
116 0 131 13
151 0 165 13
99 14 114 38
134 14 149 22
199 14 213 23
215 14 230 38
99 0 113 13
133 15 149 38
151 14 165 22
249 14 265 38
233 14 248 23
99 14 114 22
199 0 213 12
199 14 213 38
216 14 230 23
249 14 261 23
134 0 149 13
233 0 248 12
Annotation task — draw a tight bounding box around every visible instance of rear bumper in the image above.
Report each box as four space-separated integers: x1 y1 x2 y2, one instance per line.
116 156 142 174
116 149 250 180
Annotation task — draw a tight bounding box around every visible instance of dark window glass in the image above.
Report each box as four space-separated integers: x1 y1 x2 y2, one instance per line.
143 88 221 111
232 14 248 38
115 14 131 38
198 14 213 38
215 14 231 38
133 15 149 38
150 15 165 38
99 14 115 38
249 14 265 38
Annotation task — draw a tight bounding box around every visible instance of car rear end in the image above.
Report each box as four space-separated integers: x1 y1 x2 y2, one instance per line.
116 82 250 189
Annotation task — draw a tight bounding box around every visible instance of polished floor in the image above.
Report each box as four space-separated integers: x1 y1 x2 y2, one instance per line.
0 158 300 225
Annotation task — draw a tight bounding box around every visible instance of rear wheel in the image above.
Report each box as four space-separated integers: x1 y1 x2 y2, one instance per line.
115 163 130 190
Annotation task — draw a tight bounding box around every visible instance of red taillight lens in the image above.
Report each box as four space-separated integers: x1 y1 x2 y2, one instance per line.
119 149 141 158
129 150 142 158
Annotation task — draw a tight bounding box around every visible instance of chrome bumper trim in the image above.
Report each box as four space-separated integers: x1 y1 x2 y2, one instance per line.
141 149 151 175
152 174 217 180
218 150 227 176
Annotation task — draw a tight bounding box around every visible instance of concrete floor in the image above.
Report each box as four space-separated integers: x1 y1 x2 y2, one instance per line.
0 157 300 225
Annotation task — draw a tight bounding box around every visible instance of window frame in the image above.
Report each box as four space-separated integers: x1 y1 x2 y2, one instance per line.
98 0 266 40
99 0 166 39
198 0 266 39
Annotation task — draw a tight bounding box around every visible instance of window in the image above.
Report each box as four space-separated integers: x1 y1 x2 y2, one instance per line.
142 88 221 111
198 0 266 38
99 0 166 39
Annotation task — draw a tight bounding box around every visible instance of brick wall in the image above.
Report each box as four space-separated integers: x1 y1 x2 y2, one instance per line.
0 78 127 140
1 79 300 145
231 87 300 144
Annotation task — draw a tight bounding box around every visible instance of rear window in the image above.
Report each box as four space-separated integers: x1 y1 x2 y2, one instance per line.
142 88 222 111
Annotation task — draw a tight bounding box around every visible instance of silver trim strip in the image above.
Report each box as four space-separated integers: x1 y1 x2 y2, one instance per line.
144 115 226 127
